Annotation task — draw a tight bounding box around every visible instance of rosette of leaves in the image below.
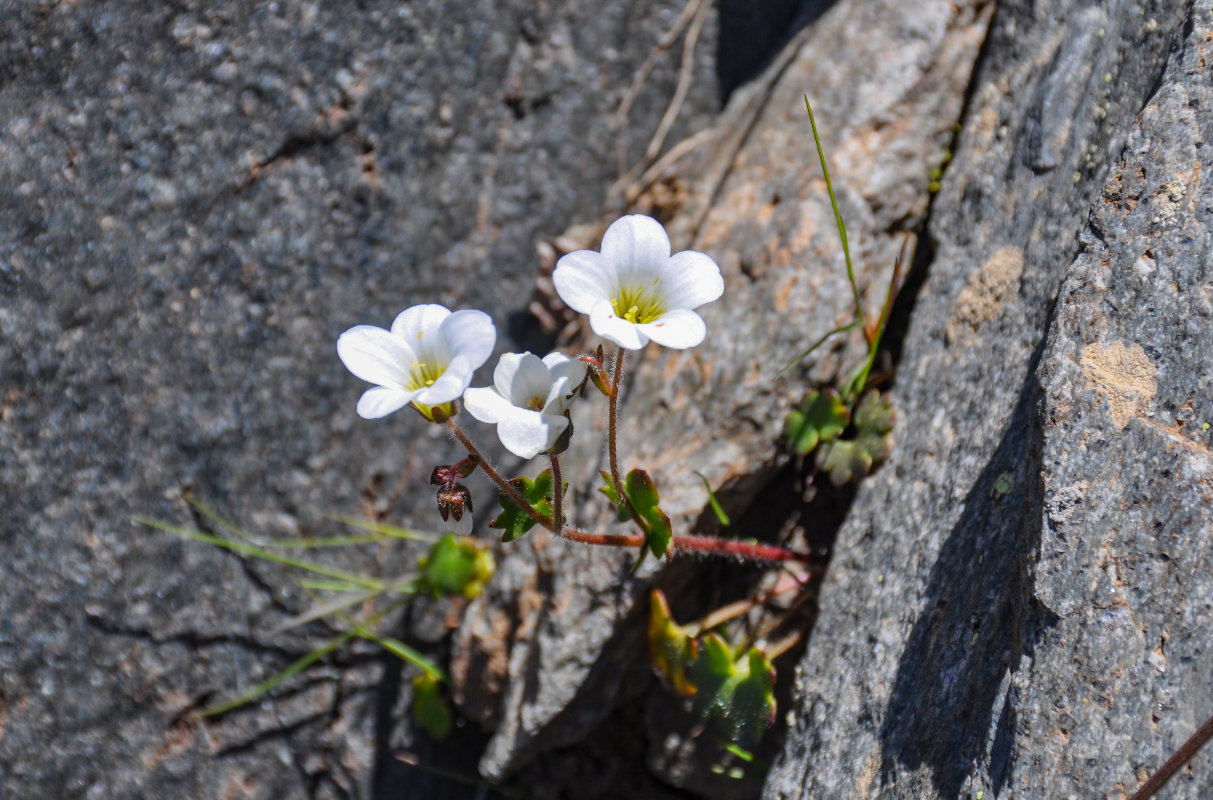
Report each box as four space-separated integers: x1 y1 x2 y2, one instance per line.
784 388 849 455
815 390 895 486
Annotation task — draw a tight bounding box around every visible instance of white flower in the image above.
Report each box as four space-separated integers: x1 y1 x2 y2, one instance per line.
463 351 585 459
337 304 495 421
552 214 724 350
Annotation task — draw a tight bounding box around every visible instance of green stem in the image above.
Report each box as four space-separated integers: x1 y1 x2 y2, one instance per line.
777 319 862 378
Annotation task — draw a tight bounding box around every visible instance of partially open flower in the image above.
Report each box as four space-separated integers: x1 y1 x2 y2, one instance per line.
552 214 724 350
337 304 495 422
463 351 584 459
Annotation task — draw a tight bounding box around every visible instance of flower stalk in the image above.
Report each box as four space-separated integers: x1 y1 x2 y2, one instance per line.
446 417 552 530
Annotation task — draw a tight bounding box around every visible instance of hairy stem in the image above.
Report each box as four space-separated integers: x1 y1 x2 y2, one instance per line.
554 529 812 563
549 453 564 538
447 417 551 529
607 347 645 530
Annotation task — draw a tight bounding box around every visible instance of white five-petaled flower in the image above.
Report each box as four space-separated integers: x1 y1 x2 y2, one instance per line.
463 351 585 459
337 304 495 421
552 214 724 350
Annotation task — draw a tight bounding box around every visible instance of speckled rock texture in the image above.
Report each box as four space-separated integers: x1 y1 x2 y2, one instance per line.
766 1 1213 798
0 2 718 798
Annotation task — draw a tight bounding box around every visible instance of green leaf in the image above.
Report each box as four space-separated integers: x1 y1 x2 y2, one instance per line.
687 635 778 751
784 388 849 456
323 514 435 542
411 672 453 741
417 535 496 599
694 471 731 527
490 469 561 542
351 623 447 682
647 590 700 696
598 471 632 522
626 469 672 559
815 390 894 486
729 649 778 745
201 598 409 716
137 517 386 591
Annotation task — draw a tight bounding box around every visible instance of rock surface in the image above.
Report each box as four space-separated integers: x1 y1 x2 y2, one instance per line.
0 1 718 797
766 0 1213 798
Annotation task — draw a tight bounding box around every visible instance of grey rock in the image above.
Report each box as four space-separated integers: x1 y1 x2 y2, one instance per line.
0 1 718 797
766 0 1213 798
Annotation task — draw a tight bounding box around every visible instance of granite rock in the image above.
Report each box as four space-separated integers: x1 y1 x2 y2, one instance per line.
0 1 718 797
766 0 1213 797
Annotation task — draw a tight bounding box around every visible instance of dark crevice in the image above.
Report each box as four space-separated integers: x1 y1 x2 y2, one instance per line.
715 0 835 104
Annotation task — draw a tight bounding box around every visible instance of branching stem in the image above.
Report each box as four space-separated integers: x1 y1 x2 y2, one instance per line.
446 416 551 529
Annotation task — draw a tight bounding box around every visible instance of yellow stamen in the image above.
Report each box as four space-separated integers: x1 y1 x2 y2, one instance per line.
611 284 666 324
408 360 444 390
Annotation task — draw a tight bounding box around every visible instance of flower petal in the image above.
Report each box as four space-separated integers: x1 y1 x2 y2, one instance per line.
492 352 526 398
439 309 496 370
462 386 514 424
505 352 553 407
391 304 452 342
337 325 414 388
553 249 614 314
600 215 670 280
356 386 417 419
637 308 707 349
540 351 572 370
417 356 474 405
543 354 585 411
660 250 724 310
495 407 561 459
589 298 648 350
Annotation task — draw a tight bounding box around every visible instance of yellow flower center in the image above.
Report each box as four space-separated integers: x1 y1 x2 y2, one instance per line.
611 283 666 324
408 360 445 391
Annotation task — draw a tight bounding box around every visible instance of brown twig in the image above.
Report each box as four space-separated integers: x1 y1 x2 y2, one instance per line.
613 0 704 177
1126 711 1213 800
643 0 710 162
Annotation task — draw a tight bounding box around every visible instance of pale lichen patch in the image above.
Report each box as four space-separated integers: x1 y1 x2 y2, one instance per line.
945 247 1024 343
1079 341 1157 429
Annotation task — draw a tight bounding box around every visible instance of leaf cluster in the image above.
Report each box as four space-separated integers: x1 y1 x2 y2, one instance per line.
784 388 895 486
490 468 564 542
648 590 777 751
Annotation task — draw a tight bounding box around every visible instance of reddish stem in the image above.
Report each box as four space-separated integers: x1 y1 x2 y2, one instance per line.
549 453 564 538
606 347 646 531
555 527 811 563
